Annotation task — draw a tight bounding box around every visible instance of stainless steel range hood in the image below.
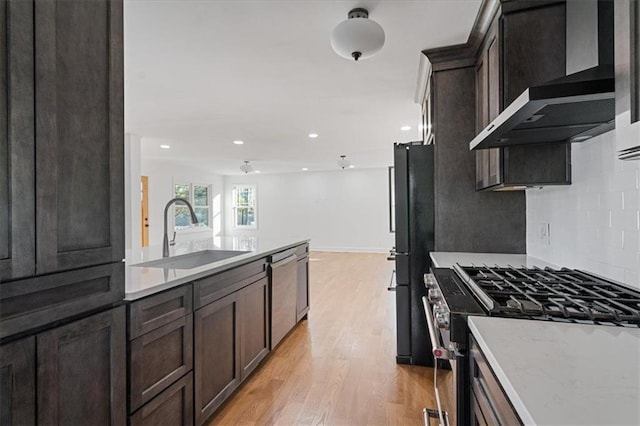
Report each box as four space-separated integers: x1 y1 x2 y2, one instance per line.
470 0 615 151
469 65 615 150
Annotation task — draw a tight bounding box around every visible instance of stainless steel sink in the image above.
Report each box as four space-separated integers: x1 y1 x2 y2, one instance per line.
131 250 251 269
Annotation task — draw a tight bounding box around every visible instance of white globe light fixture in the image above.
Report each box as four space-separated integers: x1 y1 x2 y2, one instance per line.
239 160 254 174
337 155 351 169
331 8 385 61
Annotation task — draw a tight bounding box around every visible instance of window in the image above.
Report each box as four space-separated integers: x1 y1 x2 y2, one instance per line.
232 185 257 228
173 183 210 229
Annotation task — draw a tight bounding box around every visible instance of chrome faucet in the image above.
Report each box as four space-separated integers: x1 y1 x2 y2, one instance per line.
163 198 198 257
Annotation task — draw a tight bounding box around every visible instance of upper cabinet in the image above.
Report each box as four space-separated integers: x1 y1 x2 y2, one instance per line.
474 1 572 191
615 0 640 160
1 0 124 282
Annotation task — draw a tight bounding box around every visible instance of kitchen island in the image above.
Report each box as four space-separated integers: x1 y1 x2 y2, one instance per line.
125 236 309 299
124 236 310 426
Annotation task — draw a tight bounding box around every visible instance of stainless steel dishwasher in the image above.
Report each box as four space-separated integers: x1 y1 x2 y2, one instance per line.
269 249 298 349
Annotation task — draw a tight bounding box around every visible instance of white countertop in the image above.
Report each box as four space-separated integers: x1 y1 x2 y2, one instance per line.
468 316 640 426
125 236 309 300
430 251 558 269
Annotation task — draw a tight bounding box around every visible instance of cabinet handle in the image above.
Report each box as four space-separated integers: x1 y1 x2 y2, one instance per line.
387 270 397 291
486 124 495 132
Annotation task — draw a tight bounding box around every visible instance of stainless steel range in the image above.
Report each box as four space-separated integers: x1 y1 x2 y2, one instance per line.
422 265 640 426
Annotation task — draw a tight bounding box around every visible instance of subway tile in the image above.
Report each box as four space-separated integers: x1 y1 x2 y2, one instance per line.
622 230 639 252
610 209 640 231
622 189 640 211
609 169 639 192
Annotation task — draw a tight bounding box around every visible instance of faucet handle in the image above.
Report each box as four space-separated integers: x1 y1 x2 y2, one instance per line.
170 231 176 246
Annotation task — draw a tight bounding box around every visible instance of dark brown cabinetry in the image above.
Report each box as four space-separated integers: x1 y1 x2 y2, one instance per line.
194 260 272 425
37 306 126 425
0 337 36 426
615 0 640 160
128 285 194 423
1 0 124 281
474 1 571 191
1 0 124 343
0 307 126 426
240 277 270 380
130 373 194 426
194 291 241 425
296 249 310 322
469 336 522 425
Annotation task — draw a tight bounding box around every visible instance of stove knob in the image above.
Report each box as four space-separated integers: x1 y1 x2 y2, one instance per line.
435 311 450 330
427 288 441 302
424 273 437 289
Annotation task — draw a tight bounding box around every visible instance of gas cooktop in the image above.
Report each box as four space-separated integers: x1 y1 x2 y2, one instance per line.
454 265 640 327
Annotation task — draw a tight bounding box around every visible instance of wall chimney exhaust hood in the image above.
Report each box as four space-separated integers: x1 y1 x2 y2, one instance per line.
470 0 615 151
469 65 615 150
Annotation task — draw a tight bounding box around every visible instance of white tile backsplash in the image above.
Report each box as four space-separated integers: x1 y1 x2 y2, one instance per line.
527 130 640 289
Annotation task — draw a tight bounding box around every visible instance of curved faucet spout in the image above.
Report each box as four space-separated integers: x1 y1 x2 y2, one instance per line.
163 198 199 257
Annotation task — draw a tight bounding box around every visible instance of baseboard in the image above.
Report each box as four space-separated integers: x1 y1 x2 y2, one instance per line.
310 246 389 254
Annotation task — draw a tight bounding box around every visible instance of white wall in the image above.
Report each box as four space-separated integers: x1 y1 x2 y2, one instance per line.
224 168 394 252
527 130 640 289
142 158 225 248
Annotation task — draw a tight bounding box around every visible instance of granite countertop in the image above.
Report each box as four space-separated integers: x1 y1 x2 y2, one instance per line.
430 251 558 269
124 236 309 301
468 316 640 426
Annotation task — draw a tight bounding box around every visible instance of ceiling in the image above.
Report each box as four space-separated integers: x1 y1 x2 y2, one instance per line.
125 0 482 175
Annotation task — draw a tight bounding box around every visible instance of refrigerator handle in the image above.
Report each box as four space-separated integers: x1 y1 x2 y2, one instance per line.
387 270 397 292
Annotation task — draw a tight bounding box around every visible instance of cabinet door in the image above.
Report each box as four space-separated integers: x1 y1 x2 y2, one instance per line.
296 256 310 322
240 277 270 380
0 337 36 426
0 0 35 281
37 306 126 425
194 293 241 425
615 0 640 158
34 0 124 274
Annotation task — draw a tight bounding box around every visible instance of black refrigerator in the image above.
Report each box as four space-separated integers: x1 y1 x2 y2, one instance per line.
391 142 435 366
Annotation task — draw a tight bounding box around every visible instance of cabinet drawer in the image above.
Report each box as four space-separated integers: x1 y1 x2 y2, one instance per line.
194 258 267 309
130 372 193 426
470 337 522 425
0 262 124 339
129 285 192 338
130 314 193 412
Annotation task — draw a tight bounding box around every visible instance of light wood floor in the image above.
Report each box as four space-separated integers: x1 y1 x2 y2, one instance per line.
206 251 453 426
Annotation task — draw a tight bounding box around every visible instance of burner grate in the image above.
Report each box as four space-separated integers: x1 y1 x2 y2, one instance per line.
460 266 640 326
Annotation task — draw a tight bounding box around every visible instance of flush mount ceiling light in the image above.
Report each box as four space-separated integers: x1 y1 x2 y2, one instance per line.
239 160 253 174
337 154 351 169
331 8 385 61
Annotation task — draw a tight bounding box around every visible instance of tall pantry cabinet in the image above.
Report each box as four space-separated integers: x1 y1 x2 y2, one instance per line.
1 0 126 424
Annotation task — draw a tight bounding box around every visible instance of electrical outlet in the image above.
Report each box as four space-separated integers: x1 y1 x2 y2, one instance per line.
539 223 550 245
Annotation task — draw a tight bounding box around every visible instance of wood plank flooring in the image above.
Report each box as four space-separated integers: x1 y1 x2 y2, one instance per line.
206 251 454 426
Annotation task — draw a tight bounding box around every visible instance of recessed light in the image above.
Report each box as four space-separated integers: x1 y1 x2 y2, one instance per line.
348 165 355 169
302 168 308 171
255 170 261 174
233 140 244 145
400 125 411 131
308 133 319 138
160 144 171 149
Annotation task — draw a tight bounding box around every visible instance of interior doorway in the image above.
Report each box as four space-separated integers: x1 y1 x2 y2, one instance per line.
141 176 149 247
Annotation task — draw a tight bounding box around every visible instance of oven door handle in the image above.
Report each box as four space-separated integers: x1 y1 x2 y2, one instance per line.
421 296 454 360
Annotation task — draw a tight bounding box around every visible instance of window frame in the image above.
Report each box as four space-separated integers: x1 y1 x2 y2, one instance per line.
173 181 212 232
232 184 257 229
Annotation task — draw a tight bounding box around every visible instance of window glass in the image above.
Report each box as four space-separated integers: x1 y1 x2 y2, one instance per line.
173 183 211 229
233 185 257 228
